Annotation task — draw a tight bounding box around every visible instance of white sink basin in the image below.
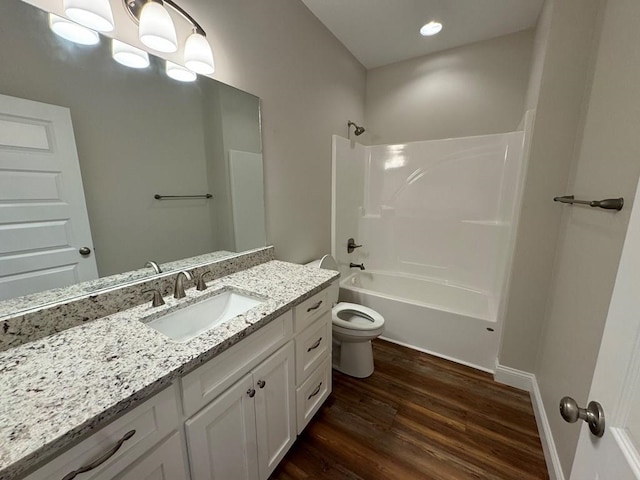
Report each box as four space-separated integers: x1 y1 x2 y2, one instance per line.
144 290 264 343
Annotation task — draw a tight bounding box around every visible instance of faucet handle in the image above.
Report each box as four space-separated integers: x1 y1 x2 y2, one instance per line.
347 238 363 253
142 288 165 308
196 271 213 291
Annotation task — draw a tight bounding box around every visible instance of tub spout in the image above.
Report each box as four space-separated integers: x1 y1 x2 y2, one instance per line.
350 263 365 270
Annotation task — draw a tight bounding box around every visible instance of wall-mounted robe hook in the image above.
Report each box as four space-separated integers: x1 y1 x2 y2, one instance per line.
553 195 623 211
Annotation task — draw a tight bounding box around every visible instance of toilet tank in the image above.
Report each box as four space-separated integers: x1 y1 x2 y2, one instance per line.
306 255 339 306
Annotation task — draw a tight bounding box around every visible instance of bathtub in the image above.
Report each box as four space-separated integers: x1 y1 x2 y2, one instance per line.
338 271 500 372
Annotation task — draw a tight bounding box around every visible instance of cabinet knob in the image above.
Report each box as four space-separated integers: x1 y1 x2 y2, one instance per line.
257 380 266 389
247 388 256 398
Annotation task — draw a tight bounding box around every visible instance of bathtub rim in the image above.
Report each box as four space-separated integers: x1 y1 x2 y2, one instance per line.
340 270 498 323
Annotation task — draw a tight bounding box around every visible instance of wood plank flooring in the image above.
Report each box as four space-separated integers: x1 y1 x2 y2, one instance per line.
270 339 548 480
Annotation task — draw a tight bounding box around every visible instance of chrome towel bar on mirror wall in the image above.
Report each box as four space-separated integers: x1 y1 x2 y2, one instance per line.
154 194 213 200
553 195 624 211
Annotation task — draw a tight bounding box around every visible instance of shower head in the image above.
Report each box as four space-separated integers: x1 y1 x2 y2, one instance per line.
348 121 365 136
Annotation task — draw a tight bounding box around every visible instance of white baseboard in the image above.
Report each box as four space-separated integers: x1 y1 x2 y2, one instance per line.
494 363 566 480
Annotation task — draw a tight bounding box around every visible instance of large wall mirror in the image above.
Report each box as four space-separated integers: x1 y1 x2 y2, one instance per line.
0 0 266 306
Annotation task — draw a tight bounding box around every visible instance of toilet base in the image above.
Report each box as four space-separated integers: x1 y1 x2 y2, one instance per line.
332 338 375 378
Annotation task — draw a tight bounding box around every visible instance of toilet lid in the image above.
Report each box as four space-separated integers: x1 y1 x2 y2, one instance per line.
332 302 385 331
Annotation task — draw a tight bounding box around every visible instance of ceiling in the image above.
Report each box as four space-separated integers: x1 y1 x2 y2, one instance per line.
300 0 545 69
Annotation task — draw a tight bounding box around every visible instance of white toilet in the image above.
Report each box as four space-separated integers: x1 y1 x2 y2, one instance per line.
307 255 385 378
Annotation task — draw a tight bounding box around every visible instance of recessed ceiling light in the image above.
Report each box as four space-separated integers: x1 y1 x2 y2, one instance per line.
420 21 443 37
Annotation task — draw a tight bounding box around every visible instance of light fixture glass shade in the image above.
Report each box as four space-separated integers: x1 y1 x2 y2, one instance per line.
49 13 100 45
139 1 178 53
112 40 150 69
420 21 443 36
184 32 215 74
63 0 114 32
165 61 197 82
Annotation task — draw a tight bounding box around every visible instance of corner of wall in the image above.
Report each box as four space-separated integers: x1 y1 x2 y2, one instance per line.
494 363 565 480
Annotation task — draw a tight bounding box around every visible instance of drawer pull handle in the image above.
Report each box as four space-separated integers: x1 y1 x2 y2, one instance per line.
306 300 323 312
61 430 136 480
307 337 323 352
257 379 266 389
308 382 323 400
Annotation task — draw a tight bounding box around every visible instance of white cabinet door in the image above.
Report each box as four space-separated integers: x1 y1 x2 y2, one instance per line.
0 93 98 300
253 342 296 480
112 432 188 480
185 373 259 480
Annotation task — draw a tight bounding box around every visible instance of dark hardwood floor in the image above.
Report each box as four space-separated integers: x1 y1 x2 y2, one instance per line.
271 339 548 480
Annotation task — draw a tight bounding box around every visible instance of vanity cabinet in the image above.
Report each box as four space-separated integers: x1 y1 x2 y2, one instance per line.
23 385 186 480
185 342 295 480
19 286 335 480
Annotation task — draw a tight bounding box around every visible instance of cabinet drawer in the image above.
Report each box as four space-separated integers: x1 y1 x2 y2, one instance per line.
293 289 329 333
25 384 180 480
181 310 293 417
95 431 188 480
296 358 331 434
295 311 331 385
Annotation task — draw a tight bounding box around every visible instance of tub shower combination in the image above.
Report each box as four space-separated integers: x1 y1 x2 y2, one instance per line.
332 131 525 371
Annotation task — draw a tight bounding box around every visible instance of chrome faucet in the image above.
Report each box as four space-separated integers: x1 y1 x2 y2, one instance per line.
350 263 365 270
173 271 193 299
144 260 162 274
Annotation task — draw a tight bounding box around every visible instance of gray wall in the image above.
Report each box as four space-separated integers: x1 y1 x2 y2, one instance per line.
189 0 367 263
535 0 640 473
499 0 604 373
363 29 535 145
498 0 640 474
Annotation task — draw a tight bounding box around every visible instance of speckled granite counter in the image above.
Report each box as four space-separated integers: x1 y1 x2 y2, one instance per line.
0 260 338 480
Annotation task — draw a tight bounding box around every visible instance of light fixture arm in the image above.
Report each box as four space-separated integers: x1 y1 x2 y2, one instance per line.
124 0 206 36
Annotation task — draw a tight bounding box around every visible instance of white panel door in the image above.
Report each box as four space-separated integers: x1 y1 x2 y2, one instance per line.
185 373 259 480
570 177 640 479
0 94 97 300
228 150 266 252
253 342 296 480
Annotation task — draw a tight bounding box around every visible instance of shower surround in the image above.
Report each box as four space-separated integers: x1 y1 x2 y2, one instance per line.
332 132 525 371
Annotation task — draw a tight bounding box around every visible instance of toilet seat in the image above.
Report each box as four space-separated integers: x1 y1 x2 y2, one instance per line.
332 302 384 331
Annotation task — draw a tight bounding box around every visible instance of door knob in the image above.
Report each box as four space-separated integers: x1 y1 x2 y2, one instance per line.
79 247 91 256
559 396 605 437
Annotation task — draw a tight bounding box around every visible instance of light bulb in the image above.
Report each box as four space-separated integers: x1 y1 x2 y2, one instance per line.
49 13 100 45
166 61 197 82
420 21 443 36
184 32 215 74
139 1 178 53
112 40 150 69
63 0 114 32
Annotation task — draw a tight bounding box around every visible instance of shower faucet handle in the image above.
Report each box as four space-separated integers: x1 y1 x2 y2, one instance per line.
347 238 362 253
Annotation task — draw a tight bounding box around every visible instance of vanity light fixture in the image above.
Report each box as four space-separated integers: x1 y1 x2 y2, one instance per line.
112 39 150 68
63 0 115 32
165 60 197 82
138 0 178 53
420 21 443 36
49 13 100 45
125 0 215 74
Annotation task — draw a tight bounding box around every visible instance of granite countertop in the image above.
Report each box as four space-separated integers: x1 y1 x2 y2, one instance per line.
0 260 338 480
